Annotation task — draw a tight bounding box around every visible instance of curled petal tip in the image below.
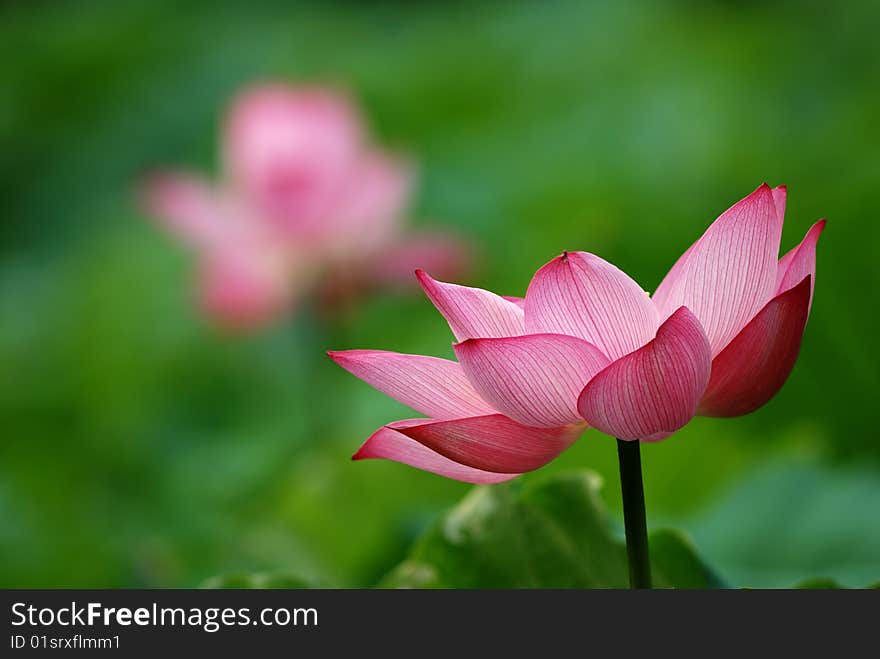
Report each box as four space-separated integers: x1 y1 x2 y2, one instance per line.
414 268 435 292
326 349 353 366
352 429 390 460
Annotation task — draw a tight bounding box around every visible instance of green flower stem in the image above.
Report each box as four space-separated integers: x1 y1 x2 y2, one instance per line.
616 438 652 589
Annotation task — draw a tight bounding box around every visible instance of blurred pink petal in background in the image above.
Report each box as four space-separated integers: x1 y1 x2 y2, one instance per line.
140 82 469 330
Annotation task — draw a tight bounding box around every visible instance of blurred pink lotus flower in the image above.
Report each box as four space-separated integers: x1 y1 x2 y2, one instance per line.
330 184 823 483
140 83 468 330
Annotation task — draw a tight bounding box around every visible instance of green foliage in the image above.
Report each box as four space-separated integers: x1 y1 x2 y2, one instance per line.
791 578 845 589
684 462 880 588
201 572 316 589
789 578 879 589
381 472 726 589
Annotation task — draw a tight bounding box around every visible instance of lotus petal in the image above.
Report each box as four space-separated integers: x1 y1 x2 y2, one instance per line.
525 251 658 361
698 276 811 417
776 219 825 313
328 350 495 420
396 415 585 473
454 333 610 427
577 307 711 440
653 184 783 356
417 270 525 340
353 421 518 484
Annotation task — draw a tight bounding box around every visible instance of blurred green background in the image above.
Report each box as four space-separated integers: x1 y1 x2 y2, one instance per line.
1 0 878 588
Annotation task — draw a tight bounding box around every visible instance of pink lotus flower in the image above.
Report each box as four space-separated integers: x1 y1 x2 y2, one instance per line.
140 83 467 330
330 184 823 483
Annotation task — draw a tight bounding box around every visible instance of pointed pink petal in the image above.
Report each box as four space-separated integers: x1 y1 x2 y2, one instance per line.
524 251 658 361
772 184 787 224
577 307 711 441
453 334 610 427
416 270 525 340
775 219 825 313
396 415 584 473
652 184 783 356
698 276 811 417
327 350 496 420
648 241 696 311
353 421 518 484
503 296 526 309
139 172 228 249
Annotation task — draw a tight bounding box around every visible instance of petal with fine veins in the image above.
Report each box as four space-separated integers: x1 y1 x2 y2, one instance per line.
396 415 585 474
775 219 825 313
328 350 496 420
653 184 783 356
772 184 787 224
353 421 518 484
577 307 711 441
524 251 658 361
698 276 811 418
416 270 526 340
454 333 610 427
